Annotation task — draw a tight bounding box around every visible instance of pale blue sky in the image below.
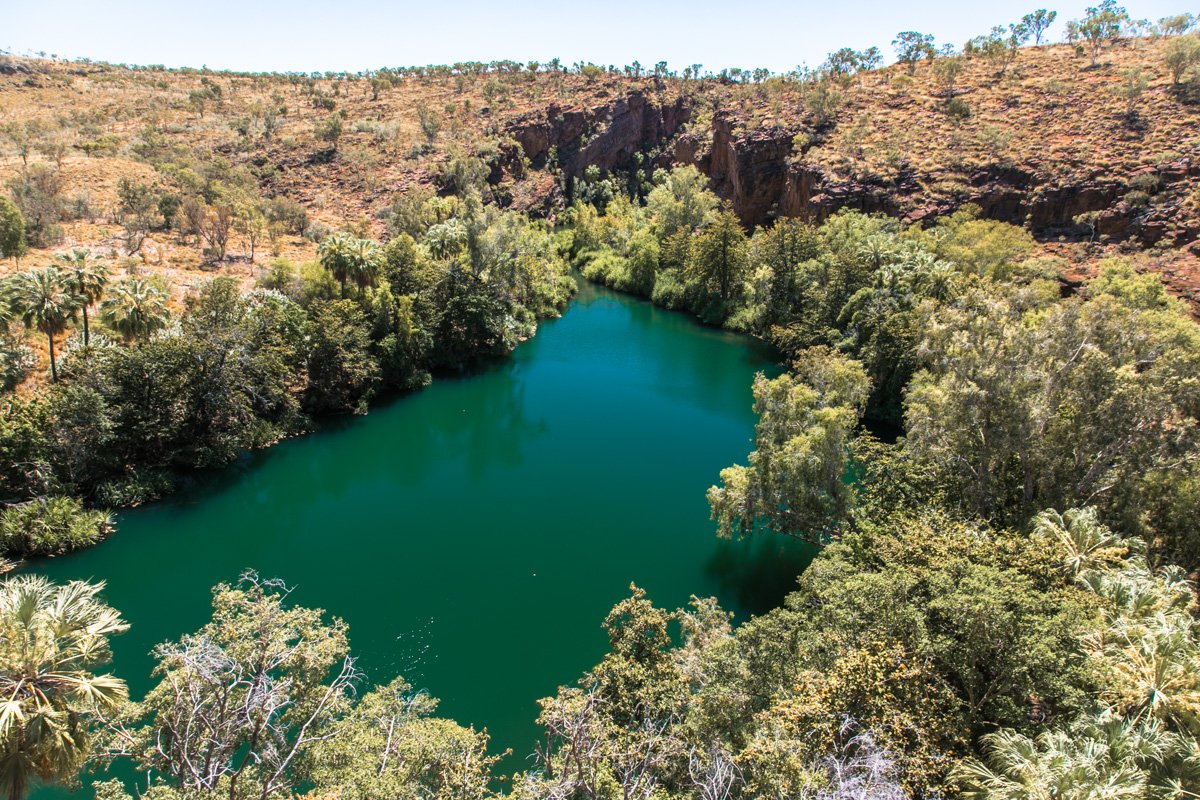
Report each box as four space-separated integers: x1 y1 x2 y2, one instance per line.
5 0 1195 74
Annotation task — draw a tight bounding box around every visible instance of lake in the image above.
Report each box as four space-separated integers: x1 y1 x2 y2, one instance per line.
28 278 817 783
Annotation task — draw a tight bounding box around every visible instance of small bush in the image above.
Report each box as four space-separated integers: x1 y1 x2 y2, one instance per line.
304 220 333 243
94 470 174 508
1124 190 1151 208
266 196 309 235
579 249 632 290
1127 172 1162 194
650 269 688 310
946 97 972 122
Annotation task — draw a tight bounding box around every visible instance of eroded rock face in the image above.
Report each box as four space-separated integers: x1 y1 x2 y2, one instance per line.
501 96 1198 250
503 91 690 183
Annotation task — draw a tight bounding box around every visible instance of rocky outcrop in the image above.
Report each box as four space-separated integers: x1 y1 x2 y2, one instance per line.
502 97 1198 250
502 91 690 185
700 117 796 224
686 122 1199 247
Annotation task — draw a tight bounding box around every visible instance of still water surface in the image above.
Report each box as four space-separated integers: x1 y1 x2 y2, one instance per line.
30 279 816 779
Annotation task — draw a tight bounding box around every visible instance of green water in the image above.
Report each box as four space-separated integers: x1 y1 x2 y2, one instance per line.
27 279 816 781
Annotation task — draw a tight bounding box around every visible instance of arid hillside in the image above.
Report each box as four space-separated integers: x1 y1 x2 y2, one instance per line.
2 30 1200 301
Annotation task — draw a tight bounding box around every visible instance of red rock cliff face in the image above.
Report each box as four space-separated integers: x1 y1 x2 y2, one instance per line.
505 97 1198 250
682 119 1199 247
504 92 690 180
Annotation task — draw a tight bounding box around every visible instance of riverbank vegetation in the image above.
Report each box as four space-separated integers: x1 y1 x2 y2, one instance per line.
574 164 1200 572
3 504 1195 799
0 177 572 559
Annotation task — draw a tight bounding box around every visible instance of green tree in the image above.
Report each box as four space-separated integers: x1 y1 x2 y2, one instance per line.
644 165 718 241
304 299 380 413
318 233 382 294
1077 1 1129 66
314 111 343 149
126 572 358 800
11 268 80 383
1022 9 1059 44
0 576 128 800
956 508 1200 798
687 210 748 315
55 249 109 346
307 678 500 800
904 270 1200 542
893 31 936 73
708 349 869 541
99 278 170 342
0 198 25 265
1163 33 1200 85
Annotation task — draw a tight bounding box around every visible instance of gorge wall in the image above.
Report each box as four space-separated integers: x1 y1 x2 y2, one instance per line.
500 93 1200 255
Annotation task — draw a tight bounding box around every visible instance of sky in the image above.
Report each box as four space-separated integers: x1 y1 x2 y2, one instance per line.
4 0 1196 75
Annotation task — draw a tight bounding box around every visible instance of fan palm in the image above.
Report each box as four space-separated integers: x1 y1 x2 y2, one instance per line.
55 249 109 346
0 576 128 800
99 278 170 342
956 723 1151 799
1031 507 1136 580
10 267 81 382
318 233 382 293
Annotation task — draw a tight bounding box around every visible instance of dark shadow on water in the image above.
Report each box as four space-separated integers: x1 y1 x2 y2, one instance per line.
707 534 821 618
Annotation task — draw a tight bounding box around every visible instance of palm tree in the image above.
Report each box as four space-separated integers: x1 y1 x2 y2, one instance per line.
10 267 80 383
955 717 1189 799
0 279 14 334
0 576 128 800
99 278 170 342
318 233 381 294
1031 507 1135 580
55 249 109 346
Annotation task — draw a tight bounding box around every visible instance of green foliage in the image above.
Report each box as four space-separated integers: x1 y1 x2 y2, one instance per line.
955 509 1200 797
893 31 937 73
99 278 170 342
1164 32 1200 85
1022 9 1058 44
55 249 108 346
0 198 25 263
124 572 357 799
905 270 1200 545
314 111 343 148
708 349 868 542
304 299 380 414
0 576 127 800
0 496 113 558
10 267 81 382
318 232 383 293
1075 0 1130 65
7 164 64 249
687 211 749 320
307 678 500 800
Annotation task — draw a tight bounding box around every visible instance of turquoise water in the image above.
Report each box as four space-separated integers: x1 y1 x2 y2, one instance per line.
28 279 816 783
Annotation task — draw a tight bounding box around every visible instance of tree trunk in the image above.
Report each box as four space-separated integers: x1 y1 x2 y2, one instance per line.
82 306 90 346
48 332 58 382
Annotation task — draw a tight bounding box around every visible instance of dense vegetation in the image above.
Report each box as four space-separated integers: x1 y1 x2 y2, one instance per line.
3 3 1200 799
0 177 572 559
576 164 1200 567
